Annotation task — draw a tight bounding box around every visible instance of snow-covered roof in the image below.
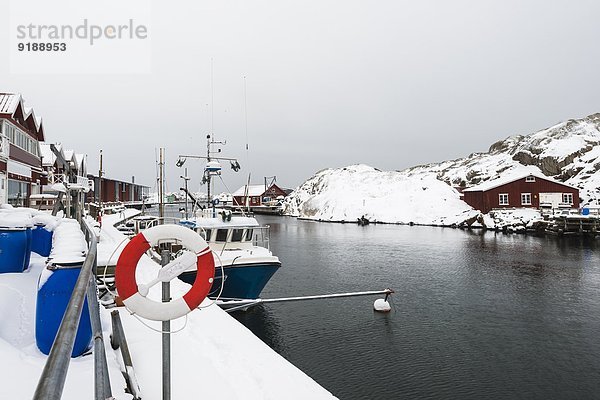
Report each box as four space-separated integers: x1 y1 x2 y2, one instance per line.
72 153 86 174
63 149 74 161
463 170 578 192
187 216 260 228
233 185 267 197
0 93 21 114
39 143 57 167
0 93 45 140
73 153 85 166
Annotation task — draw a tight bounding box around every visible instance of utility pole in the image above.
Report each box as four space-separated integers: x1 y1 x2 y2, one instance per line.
98 150 103 207
159 148 164 222
181 168 190 220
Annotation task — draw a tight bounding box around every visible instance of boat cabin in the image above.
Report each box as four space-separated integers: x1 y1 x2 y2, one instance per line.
181 216 271 251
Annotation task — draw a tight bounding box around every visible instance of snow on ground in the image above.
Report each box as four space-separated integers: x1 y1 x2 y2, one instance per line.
98 212 338 400
0 253 130 400
0 210 336 399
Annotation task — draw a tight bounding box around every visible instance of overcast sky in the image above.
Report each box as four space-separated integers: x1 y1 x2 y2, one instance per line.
2 0 600 194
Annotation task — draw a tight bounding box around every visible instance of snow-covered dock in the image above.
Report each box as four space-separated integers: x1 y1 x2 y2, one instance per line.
0 210 337 400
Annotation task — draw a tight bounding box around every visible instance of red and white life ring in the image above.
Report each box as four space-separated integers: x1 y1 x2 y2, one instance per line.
115 224 215 321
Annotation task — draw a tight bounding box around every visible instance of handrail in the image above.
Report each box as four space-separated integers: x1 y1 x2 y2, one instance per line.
33 217 112 400
110 310 142 399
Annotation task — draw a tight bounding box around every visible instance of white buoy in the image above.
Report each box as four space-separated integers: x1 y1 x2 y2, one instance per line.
373 298 391 313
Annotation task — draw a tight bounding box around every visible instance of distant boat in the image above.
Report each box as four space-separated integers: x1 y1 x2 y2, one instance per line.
357 215 370 226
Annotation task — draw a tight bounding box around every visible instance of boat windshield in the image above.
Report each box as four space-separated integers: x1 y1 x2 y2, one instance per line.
215 229 228 242
231 228 244 242
201 229 212 241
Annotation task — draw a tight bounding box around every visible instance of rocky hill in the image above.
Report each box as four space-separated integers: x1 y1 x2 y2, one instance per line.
284 113 600 225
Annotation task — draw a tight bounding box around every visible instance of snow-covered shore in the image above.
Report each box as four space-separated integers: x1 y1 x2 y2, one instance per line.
284 113 600 228
0 211 337 399
98 212 337 400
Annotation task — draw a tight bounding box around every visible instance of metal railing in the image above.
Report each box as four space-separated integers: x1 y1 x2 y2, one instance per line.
33 217 113 400
110 310 141 399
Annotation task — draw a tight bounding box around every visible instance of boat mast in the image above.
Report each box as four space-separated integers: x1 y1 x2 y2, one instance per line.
206 134 211 204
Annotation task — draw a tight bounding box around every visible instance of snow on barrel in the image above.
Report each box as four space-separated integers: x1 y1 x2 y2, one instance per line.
32 214 60 257
0 212 33 273
36 219 91 357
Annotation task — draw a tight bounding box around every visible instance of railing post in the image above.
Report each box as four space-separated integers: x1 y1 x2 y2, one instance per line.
87 276 113 400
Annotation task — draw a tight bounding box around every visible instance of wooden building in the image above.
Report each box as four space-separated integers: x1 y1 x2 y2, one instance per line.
463 172 580 213
86 175 149 203
0 93 47 207
232 183 287 207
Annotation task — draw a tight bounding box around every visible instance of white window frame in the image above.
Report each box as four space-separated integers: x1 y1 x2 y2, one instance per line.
562 193 574 205
499 193 509 206
521 193 532 205
4 121 39 157
525 176 535 182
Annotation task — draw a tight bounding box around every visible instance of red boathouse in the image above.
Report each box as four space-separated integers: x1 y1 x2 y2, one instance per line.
463 172 580 213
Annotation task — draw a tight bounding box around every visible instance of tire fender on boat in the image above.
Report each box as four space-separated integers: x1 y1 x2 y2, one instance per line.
115 224 215 321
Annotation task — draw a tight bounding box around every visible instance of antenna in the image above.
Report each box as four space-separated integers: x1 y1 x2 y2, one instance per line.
211 58 214 139
243 75 249 152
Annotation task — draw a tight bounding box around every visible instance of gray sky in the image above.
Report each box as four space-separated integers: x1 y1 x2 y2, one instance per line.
2 0 600 194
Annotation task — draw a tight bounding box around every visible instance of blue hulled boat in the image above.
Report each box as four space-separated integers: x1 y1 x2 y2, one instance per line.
179 211 281 300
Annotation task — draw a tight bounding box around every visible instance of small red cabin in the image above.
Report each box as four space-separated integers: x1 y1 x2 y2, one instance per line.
232 183 287 207
463 172 579 213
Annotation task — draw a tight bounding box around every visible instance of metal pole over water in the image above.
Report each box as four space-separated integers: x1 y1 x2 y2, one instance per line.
161 250 171 400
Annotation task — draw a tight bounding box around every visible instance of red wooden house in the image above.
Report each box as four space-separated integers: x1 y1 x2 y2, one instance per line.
0 93 46 207
232 183 287 207
463 172 579 213
86 174 149 203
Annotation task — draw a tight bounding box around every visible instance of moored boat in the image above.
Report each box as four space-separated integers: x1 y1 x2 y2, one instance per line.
179 209 281 299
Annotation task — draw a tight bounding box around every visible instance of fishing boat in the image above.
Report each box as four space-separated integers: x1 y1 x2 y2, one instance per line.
179 209 280 299
174 135 281 300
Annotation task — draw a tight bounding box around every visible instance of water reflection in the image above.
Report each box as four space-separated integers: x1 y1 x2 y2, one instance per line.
230 305 288 355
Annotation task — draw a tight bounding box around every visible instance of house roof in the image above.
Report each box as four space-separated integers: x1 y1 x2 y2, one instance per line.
39 143 57 167
233 184 267 197
0 93 45 141
73 153 86 173
0 93 21 114
463 170 578 192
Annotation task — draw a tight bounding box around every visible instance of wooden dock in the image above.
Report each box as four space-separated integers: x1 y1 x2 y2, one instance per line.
528 215 600 237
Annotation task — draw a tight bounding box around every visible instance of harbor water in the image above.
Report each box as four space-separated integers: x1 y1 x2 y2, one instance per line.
232 215 600 399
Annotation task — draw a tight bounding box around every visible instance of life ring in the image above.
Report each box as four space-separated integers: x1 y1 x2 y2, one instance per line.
115 224 215 321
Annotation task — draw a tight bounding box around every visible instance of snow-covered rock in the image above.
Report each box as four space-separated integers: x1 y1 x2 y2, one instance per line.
285 113 600 224
283 164 472 224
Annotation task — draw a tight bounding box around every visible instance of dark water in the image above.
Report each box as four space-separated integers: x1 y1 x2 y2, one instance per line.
232 216 600 400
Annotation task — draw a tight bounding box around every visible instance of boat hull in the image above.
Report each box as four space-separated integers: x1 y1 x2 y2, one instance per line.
179 261 281 300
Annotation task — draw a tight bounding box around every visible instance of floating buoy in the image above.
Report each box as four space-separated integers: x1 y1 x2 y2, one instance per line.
373 298 391 313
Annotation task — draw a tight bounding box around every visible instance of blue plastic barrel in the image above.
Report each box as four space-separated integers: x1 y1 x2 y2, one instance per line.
32 224 53 257
0 227 28 273
36 260 92 357
582 208 590 216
